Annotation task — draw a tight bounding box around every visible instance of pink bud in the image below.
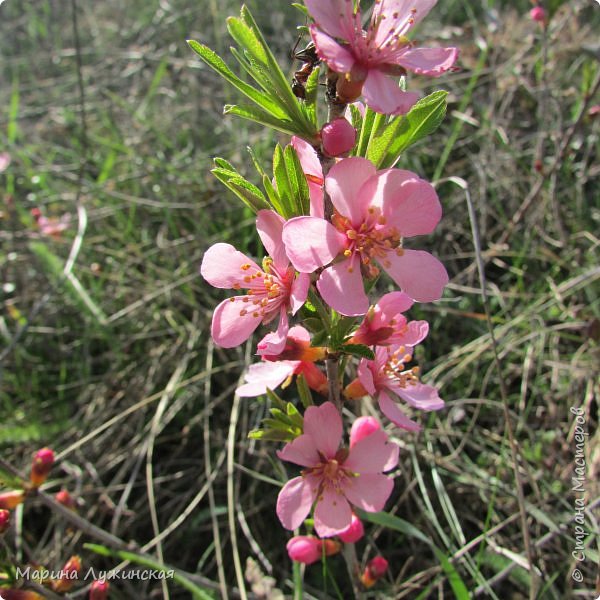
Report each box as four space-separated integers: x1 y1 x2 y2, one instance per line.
30 447 54 487
55 489 76 510
360 555 389 588
286 536 341 565
338 513 364 543
529 6 546 24
0 509 10 533
0 490 25 510
89 579 110 599
321 118 356 157
350 416 381 447
52 555 82 593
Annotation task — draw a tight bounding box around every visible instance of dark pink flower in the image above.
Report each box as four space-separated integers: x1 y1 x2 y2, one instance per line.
276 402 398 537
305 0 458 114
529 6 547 24
201 210 310 350
282 157 448 316
321 118 356 157
0 509 10 534
351 344 444 430
349 291 429 346
89 580 110 600
286 535 341 564
338 512 364 543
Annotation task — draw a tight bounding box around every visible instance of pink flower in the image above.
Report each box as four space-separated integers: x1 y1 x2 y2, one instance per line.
290 136 324 218
282 157 448 316
0 152 10 173
348 344 443 430
321 118 356 157
338 512 364 543
529 6 547 24
31 208 70 238
236 327 328 397
201 210 310 349
305 0 458 114
349 291 429 346
276 402 398 537
286 535 341 564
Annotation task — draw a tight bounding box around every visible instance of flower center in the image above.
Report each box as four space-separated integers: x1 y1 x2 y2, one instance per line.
332 207 403 277
382 346 420 388
304 452 355 496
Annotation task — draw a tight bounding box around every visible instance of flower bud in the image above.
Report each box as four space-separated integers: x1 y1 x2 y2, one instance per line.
30 447 54 488
286 536 341 565
0 508 10 533
55 489 76 510
338 512 364 543
321 118 356 157
360 555 389 588
0 490 25 510
0 591 45 600
51 555 81 592
529 6 547 24
350 416 381 447
89 579 110 599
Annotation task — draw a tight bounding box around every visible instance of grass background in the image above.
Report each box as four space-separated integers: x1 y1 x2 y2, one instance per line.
0 0 598 598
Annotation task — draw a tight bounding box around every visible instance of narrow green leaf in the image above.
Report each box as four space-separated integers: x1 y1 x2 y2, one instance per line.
283 145 310 216
303 65 320 126
211 168 270 212
340 344 375 360
262 173 285 216
223 104 298 136
272 144 294 218
357 510 431 545
432 548 472 600
296 374 314 409
355 105 377 157
226 17 268 66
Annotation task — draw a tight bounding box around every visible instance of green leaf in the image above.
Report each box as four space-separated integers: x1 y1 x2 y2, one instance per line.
432 547 471 600
223 104 297 136
303 65 320 126
272 144 294 218
283 144 311 216
372 91 448 168
340 344 375 360
354 105 377 157
296 374 314 409
211 167 271 212
262 173 284 215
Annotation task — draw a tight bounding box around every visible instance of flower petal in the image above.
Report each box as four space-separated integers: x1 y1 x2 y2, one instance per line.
376 291 414 317
211 297 262 347
236 360 297 397
397 383 444 410
303 402 342 458
317 260 369 316
277 433 321 467
344 429 399 473
397 46 458 76
310 26 356 73
362 69 419 115
290 273 310 315
325 157 377 226
276 476 316 530
378 390 421 431
291 137 324 218
314 487 353 537
256 210 288 271
381 249 448 302
200 243 259 288
394 319 429 346
305 0 358 41
256 308 289 356
357 359 377 395
343 472 394 512
282 216 346 273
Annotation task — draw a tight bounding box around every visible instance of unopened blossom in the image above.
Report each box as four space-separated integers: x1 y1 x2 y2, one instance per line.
338 512 364 543
276 402 398 537
283 157 448 316
51 555 81 593
321 118 356 157
529 5 547 25
346 344 443 430
0 591 45 600
291 136 324 218
237 326 327 396
55 489 77 510
30 447 54 487
286 535 341 564
89 579 110 600
349 291 429 346
0 490 25 510
361 555 389 588
0 509 10 534
201 210 310 350
305 0 458 114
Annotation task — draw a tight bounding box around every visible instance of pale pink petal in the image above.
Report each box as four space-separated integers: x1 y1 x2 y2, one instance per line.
343 473 394 512
256 308 289 356
305 0 357 40
236 360 297 396
350 416 380 447
372 0 437 45
303 402 342 458
211 297 262 347
377 291 414 318
200 243 259 288
308 182 325 219
362 69 420 115
290 272 310 315
277 433 321 467
282 216 346 273
394 320 429 346
397 47 458 76
344 429 399 474
317 260 369 316
362 169 441 236
276 476 317 530
397 383 444 411
0 153 10 173
325 157 377 226
381 249 448 302
288 325 311 344
378 390 421 431
310 26 356 73
256 210 288 271
313 488 353 537
357 360 377 395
